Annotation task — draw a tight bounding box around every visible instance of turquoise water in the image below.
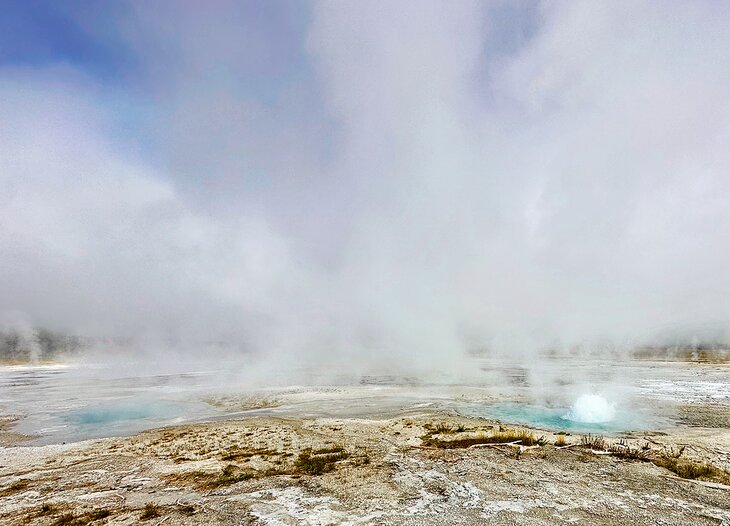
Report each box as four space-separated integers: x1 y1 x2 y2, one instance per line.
464 403 658 433
65 400 181 425
55 399 194 442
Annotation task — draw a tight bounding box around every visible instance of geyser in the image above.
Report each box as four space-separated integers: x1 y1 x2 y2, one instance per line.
565 394 616 423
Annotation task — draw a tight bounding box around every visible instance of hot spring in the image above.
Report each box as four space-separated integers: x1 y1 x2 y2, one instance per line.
465 394 658 433
565 394 616 423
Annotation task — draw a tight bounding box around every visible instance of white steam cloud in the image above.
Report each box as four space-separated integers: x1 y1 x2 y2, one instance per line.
1 1 729 372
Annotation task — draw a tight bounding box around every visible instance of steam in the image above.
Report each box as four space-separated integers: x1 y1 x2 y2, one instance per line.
565 394 616 424
1 2 730 371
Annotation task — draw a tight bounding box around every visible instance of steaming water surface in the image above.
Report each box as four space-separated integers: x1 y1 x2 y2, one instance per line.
1 358 727 444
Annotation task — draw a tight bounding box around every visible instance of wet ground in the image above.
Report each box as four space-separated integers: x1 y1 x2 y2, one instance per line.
1 357 728 444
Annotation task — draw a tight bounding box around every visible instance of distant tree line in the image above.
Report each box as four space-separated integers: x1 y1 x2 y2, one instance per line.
0 328 85 363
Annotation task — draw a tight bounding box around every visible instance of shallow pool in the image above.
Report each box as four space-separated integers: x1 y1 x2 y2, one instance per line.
65 399 182 425
462 403 665 433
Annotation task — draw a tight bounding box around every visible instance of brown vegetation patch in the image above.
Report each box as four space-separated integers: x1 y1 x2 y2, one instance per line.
220 447 279 461
422 428 544 449
294 448 350 475
140 503 162 520
176 464 256 490
650 447 730 484
0 478 31 496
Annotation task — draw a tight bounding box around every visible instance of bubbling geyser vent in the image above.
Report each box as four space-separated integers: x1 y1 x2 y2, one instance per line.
565 394 616 423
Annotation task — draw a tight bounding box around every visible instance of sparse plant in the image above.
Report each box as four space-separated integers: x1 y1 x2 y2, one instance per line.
607 443 650 461
580 434 607 450
313 445 345 455
140 503 162 520
434 422 454 434
653 456 730 483
52 514 84 526
88 508 111 521
0 478 30 497
294 448 349 475
215 464 254 486
220 447 277 461
422 428 542 448
555 435 567 447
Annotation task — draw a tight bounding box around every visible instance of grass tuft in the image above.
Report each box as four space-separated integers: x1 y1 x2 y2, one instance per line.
607 440 650 461
214 464 255 486
423 428 543 449
653 456 730 483
313 445 345 455
88 508 111 521
294 448 349 475
140 503 162 520
52 514 84 526
0 479 30 497
220 447 278 461
38 503 58 516
580 434 607 450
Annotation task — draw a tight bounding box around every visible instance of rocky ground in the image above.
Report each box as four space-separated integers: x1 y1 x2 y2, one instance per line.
1 412 729 526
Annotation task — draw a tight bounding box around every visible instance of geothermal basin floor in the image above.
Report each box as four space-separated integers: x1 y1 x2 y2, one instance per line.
1 412 729 525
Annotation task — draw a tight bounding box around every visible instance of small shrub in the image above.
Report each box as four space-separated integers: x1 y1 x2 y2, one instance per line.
653 456 730 483
313 445 344 455
220 447 277 461
294 448 349 475
38 503 57 516
0 479 30 497
580 434 607 450
608 441 650 461
434 422 454 434
52 514 84 526
216 464 254 486
140 503 162 520
88 509 111 520
555 435 567 447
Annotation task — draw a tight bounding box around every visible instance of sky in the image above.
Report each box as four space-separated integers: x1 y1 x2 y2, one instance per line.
1 1 729 371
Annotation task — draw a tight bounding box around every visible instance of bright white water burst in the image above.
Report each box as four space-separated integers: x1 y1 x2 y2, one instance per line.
564 394 616 423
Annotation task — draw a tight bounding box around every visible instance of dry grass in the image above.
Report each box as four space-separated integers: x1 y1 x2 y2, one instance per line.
313 445 345 455
37 503 58 516
140 503 162 520
51 514 83 526
423 428 544 449
22 504 113 526
0 478 30 497
576 437 729 484
167 444 355 489
294 448 350 475
177 503 196 516
220 447 278 461
652 456 730 484
606 440 651 461
554 435 567 447
580 434 607 450
186 464 256 489
87 509 111 521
